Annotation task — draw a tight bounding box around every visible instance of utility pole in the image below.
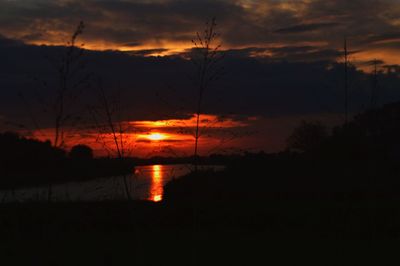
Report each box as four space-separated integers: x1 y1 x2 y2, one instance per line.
344 37 349 125
371 59 378 109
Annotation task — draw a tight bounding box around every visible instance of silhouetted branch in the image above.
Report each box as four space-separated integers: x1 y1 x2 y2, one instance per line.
89 79 134 200
190 17 224 169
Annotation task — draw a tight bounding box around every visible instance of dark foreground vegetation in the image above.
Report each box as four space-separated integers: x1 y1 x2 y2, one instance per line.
2 198 399 266
0 132 133 189
2 102 400 265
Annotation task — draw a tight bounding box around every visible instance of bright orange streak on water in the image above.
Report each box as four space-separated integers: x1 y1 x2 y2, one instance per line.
150 165 163 202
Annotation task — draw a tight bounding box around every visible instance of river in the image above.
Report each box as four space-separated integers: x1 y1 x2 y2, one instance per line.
0 164 224 202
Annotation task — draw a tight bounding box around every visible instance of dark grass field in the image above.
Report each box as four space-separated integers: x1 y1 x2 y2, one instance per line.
1 198 400 266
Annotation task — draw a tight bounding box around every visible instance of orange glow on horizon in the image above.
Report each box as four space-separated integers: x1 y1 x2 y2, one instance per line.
28 116 245 156
25 39 194 57
28 113 257 157
353 49 400 71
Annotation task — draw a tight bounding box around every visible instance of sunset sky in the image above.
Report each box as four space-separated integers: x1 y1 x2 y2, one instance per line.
1 0 400 156
2 0 400 63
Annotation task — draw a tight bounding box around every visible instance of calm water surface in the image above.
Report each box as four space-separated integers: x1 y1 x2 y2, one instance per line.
0 164 223 202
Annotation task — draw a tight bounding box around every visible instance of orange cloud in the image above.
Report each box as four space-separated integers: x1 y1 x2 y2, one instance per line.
132 114 250 129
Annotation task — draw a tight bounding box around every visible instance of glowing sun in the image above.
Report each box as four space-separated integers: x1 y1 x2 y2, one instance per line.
147 133 167 141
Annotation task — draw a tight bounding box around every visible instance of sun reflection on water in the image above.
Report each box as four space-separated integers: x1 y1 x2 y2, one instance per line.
149 165 163 202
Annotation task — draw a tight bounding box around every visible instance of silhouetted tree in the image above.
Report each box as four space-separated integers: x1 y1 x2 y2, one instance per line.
370 59 383 109
287 121 328 153
0 132 65 196
331 102 400 160
69 144 93 160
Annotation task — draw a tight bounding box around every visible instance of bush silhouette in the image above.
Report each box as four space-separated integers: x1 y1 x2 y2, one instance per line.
69 144 94 160
286 121 328 153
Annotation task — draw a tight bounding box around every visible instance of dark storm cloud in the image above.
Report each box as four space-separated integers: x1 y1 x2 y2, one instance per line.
269 46 316 54
0 0 243 45
223 47 269 58
122 42 142 48
0 34 24 46
275 22 341 34
362 33 400 44
268 46 344 61
223 46 343 62
126 48 170 56
1 36 400 131
0 0 399 56
359 59 386 67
